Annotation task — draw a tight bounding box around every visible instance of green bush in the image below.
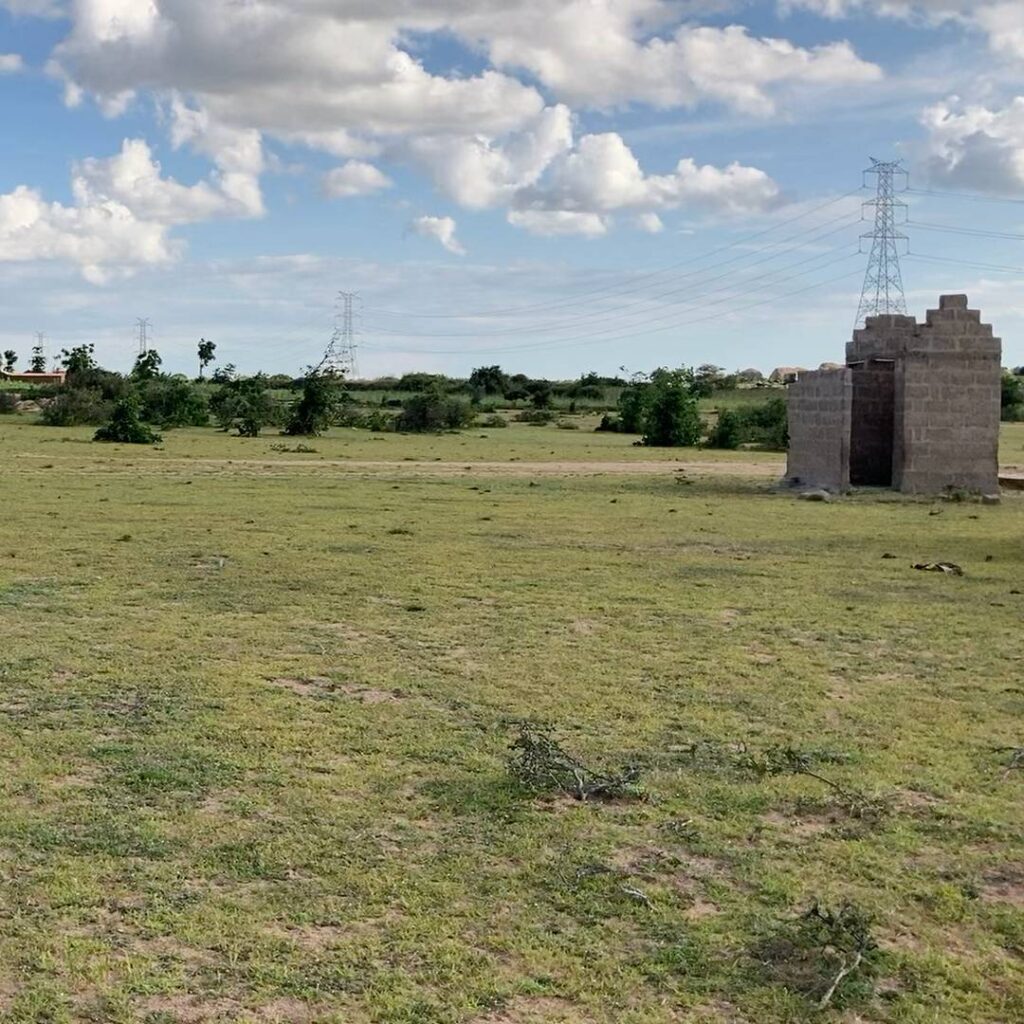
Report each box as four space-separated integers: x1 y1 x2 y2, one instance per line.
138 377 209 427
479 414 508 428
706 408 742 449
360 409 394 432
209 375 280 436
514 409 556 424
94 396 163 444
284 371 347 436
40 387 112 426
0 392 18 414
595 413 621 432
641 369 702 447
1002 373 1024 422
706 397 788 450
395 391 475 432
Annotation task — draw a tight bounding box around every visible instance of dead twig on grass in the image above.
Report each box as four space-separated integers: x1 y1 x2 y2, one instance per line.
506 723 645 802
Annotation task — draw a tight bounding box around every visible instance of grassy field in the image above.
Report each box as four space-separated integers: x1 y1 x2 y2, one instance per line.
1 418 1023 1024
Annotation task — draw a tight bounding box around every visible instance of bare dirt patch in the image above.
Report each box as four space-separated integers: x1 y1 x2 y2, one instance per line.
474 996 591 1023
980 867 1024 908
138 994 244 1022
267 677 401 703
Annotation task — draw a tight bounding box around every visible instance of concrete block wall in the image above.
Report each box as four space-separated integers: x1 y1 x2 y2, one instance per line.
894 295 1001 494
785 368 852 492
846 314 918 365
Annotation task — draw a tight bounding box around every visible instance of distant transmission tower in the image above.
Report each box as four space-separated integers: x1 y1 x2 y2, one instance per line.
855 158 909 326
136 317 152 356
31 332 46 372
319 291 358 377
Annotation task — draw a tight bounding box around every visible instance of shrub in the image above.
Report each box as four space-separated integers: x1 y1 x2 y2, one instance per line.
395 391 475 432
138 377 209 427
514 409 556 424
641 369 702 447
360 409 394 432
0 392 18 414
209 375 279 436
706 408 742 449
94 395 163 444
479 414 508 428
556 420 580 430
617 382 649 433
284 370 346 436
39 387 111 426
468 365 510 395
595 413 621 432
706 397 788 450
1002 372 1024 422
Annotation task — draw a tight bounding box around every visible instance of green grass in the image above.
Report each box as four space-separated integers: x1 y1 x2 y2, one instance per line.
1 419 1022 1023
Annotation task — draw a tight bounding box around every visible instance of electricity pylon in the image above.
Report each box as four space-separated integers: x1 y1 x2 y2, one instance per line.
855 159 909 326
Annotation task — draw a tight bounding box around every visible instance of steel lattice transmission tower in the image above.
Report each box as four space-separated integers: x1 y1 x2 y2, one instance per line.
136 317 152 356
855 158 909 326
319 291 359 377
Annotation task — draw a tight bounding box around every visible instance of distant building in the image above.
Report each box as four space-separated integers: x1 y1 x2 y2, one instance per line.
786 294 1001 494
0 369 66 387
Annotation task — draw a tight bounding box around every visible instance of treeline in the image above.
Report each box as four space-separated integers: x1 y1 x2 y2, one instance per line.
0 347 792 449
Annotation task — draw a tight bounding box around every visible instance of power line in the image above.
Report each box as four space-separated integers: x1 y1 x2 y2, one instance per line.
855 158 909 326
905 252 1024 275
906 186 1024 206
365 188 866 320
361 250 861 357
364 212 862 339
907 220 1024 241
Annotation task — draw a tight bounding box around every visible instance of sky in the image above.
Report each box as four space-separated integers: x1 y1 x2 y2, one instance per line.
0 0 1023 379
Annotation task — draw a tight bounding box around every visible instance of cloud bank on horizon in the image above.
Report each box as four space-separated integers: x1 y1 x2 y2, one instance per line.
0 0 1023 374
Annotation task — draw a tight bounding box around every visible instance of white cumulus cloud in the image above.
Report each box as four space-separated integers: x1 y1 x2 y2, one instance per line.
921 96 1024 194
322 161 393 198
507 209 610 237
410 215 466 255
0 54 24 73
782 1 1024 61
0 137 265 282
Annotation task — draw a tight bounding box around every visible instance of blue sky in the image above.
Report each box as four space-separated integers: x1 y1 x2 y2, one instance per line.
1 0 1022 378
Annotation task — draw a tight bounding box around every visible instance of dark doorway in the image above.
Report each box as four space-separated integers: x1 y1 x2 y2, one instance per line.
850 361 895 486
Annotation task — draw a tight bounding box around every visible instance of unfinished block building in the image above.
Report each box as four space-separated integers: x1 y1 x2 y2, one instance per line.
786 295 1002 494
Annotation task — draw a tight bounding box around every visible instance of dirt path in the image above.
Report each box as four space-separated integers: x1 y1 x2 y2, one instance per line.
182 457 785 477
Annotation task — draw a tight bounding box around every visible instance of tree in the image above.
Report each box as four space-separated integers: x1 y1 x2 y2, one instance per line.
209 374 277 436
2 350 16 373
395 388 475 432
211 363 237 384
60 344 98 379
1002 372 1024 422
131 349 163 381
469 365 509 395
198 338 217 379
138 376 209 427
641 368 702 447
284 369 346 436
706 409 742 449
692 364 726 398
617 379 650 433
527 379 553 409
94 394 162 444
29 345 46 373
